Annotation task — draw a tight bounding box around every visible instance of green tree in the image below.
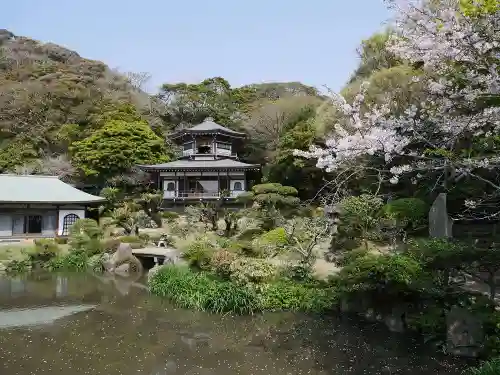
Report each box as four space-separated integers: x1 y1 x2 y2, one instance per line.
238 183 300 230
158 77 254 129
263 105 326 199
70 119 170 181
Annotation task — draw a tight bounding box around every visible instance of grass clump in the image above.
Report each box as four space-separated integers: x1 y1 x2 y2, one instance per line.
148 264 336 315
466 358 500 375
149 265 258 314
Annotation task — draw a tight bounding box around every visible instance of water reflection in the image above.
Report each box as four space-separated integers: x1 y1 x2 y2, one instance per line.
0 305 96 328
0 273 469 375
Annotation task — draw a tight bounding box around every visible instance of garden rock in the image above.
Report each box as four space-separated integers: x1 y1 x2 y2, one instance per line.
114 263 130 275
445 306 484 357
384 310 406 333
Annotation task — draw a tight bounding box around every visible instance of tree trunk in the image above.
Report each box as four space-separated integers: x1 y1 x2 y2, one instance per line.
487 272 497 301
151 212 162 228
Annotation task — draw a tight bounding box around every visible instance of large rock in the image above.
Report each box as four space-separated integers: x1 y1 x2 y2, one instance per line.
446 306 484 357
104 243 143 274
114 263 130 275
384 309 406 333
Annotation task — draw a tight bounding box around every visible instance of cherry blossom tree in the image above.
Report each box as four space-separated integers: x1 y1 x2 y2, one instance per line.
296 0 500 219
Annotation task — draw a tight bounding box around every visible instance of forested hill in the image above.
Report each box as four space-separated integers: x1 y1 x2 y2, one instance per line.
0 29 326 196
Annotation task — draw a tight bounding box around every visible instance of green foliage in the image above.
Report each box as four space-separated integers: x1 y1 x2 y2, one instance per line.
68 218 104 256
252 183 298 197
383 198 428 230
259 227 288 246
109 202 141 235
182 237 216 269
149 264 335 314
335 247 370 267
29 239 60 264
336 253 423 301
88 253 105 273
259 281 336 312
229 258 277 285
209 249 236 279
158 77 251 128
460 0 499 17
148 265 259 314
135 191 163 228
70 119 170 180
4 259 32 274
48 252 89 272
338 194 384 247
406 238 467 271
405 303 446 343
252 227 289 257
99 187 123 215
466 358 500 375
348 30 402 83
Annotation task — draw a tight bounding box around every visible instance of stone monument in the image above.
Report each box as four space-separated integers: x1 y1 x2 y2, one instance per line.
429 193 453 238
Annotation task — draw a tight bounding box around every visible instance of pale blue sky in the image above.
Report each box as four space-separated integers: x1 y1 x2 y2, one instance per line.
2 1 390 92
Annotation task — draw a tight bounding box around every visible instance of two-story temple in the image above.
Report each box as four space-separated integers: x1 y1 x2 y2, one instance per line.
138 118 260 205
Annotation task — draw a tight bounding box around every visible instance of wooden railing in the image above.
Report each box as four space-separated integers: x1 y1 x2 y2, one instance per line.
163 190 245 199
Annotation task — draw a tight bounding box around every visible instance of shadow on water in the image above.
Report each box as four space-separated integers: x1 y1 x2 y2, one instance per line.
0 272 471 375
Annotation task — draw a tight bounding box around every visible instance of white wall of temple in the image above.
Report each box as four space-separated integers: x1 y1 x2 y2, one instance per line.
58 208 85 236
230 180 245 197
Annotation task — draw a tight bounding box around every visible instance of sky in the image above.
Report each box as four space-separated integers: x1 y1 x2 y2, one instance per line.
1 1 391 93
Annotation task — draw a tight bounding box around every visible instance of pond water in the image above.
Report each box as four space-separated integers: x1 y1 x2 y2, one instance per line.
0 273 471 375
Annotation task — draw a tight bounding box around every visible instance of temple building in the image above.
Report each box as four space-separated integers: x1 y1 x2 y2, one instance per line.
0 174 104 238
139 118 260 204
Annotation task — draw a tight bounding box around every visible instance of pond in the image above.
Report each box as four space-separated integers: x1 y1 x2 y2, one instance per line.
0 273 470 375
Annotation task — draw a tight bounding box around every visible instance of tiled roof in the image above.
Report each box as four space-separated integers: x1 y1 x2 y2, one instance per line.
0 175 105 204
171 118 245 138
139 158 259 171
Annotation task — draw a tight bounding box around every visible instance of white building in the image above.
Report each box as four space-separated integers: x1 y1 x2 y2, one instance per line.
138 118 260 204
0 175 104 238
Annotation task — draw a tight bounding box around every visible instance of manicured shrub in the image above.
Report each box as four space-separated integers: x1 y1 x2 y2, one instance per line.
252 227 289 257
335 253 423 302
69 218 104 256
148 265 258 314
30 239 60 263
259 281 336 312
210 249 236 279
182 238 215 269
229 258 277 285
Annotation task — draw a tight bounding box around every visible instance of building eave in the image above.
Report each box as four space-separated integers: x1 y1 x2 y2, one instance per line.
170 130 246 140
139 166 260 172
